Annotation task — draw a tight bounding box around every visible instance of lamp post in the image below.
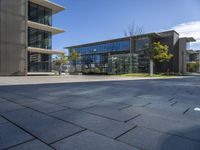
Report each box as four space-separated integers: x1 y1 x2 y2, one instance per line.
93 49 97 71
129 36 133 73
198 52 200 73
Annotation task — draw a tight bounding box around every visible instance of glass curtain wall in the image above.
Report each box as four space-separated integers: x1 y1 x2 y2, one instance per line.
108 54 138 74
74 40 130 55
28 52 52 72
28 27 52 49
28 2 52 26
135 37 150 72
70 40 130 74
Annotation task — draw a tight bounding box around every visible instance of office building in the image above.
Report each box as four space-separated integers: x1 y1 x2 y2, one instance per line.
0 0 64 76
67 30 195 74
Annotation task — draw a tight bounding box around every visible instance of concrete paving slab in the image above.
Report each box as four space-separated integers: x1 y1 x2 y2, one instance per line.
83 106 139 122
52 130 138 150
0 116 8 124
95 101 130 110
0 97 8 103
118 126 200 150
146 101 191 113
0 92 37 104
0 123 34 149
60 99 102 110
29 94 72 104
8 140 53 150
23 101 66 113
51 109 136 138
2 109 84 144
128 114 200 141
0 101 24 113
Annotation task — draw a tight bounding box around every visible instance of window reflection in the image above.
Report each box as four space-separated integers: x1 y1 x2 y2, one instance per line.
28 27 52 49
136 37 149 51
28 2 52 26
71 40 130 55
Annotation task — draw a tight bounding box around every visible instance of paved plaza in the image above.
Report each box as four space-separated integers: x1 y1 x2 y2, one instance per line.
0 75 200 150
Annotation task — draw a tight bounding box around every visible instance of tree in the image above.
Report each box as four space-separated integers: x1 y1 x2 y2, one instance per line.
147 42 173 76
123 23 144 73
123 23 144 37
53 54 68 75
68 49 80 72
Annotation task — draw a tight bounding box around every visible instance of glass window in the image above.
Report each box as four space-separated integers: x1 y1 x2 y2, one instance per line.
28 27 52 49
28 2 52 26
136 37 149 51
72 40 130 55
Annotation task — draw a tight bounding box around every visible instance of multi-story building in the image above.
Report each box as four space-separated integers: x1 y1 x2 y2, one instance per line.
0 0 64 76
186 50 200 72
67 30 195 74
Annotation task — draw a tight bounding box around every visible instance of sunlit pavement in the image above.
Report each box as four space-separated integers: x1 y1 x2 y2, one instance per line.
0 75 200 150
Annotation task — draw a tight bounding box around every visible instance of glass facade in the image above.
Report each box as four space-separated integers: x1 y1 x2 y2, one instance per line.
69 40 130 74
28 52 52 72
136 37 149 51
28 27 52 49
108 54 139 74
135 37 150 72
74 40 130 55
28 2 53 72
28 2 52 26
69 37 153 74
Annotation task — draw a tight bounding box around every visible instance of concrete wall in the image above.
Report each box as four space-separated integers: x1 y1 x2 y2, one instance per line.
179 38 187 74
0 0 27 76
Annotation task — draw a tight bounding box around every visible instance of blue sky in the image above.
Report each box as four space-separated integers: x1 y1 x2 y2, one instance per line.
51 0 200 51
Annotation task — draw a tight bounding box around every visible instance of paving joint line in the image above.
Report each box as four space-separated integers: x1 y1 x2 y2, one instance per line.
81 110 125 122
168 97 175 101
141 103 151 108
0 114 57 149
119 105 133 110
183 108 190 115
114 125 137 140
124 114 141 123
3 139 36 150
171 101 178 106
49 129 87 145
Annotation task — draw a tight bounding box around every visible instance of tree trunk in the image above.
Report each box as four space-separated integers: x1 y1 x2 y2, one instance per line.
150 59 154 76
59 64 62 75
74 63 77 73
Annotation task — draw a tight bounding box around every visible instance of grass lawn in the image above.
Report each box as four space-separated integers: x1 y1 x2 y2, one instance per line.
115 73 176 78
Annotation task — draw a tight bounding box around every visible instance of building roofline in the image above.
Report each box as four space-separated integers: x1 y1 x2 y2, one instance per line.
180 37 196 42
29 0 65 14
158 30 180 35
65 32 160 49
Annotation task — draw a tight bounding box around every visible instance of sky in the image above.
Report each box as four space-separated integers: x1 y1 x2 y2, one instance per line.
51 0 200 52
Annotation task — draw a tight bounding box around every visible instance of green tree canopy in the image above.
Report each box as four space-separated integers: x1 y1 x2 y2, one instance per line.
68 49 80 65
53 54 68 66
150 42 173 62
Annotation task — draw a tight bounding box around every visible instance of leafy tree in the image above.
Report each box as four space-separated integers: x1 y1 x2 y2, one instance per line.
146 42 173 76
68 49 81 72
53 54 68 75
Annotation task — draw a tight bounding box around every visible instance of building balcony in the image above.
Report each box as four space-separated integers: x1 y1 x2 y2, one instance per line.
28 20 64 35
29 0 64 14
28 47 64 55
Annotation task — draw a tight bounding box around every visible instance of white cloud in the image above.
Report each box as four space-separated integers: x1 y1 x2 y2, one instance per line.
172 21 200 50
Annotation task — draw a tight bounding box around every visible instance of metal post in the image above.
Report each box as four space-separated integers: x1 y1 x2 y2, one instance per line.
199 52 200 73
129 37 133 73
